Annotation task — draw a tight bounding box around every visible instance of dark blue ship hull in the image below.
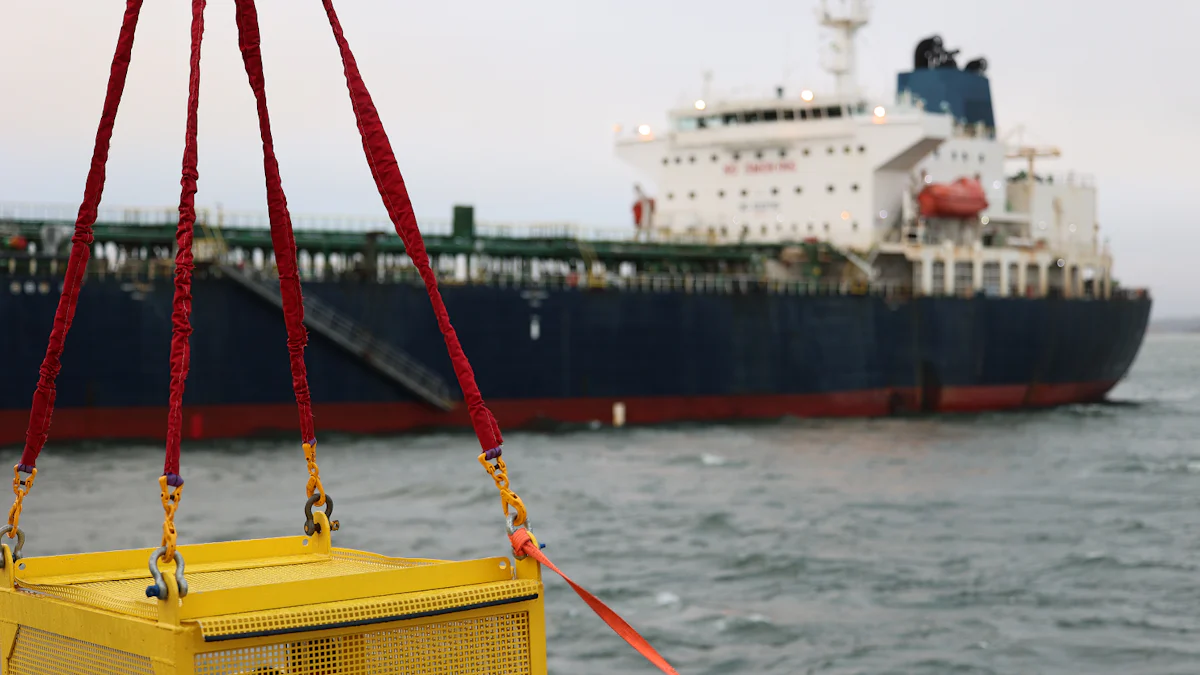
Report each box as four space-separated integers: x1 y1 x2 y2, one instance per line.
0 276 1151 445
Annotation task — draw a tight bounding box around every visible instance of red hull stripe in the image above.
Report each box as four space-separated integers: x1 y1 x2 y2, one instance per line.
0 381 1117 446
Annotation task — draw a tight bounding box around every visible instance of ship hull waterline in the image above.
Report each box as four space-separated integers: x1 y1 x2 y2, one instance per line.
0 276 1151 446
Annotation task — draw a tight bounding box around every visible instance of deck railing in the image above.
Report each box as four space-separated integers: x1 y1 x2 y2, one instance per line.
0 253 1149 302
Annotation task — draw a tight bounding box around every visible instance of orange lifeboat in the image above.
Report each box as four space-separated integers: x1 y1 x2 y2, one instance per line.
918 177 989 218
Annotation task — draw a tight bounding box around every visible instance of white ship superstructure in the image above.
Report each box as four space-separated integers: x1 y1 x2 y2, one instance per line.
615 0 1112 299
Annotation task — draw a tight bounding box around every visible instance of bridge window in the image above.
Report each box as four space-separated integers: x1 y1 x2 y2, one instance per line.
763 110 779 122
811 108 823 120
783 110 795 121
676 117 699 132
744 111 761 123
722 113 740 125
799 109 809 120
827 106 843 118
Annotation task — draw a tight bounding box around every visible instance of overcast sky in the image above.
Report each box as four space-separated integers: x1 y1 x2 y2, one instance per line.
1 0 1196 316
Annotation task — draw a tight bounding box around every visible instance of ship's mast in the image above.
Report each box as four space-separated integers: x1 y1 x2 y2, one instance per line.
817 0 870 96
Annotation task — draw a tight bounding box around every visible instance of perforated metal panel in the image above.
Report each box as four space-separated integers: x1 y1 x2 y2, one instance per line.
7 626 154 675
194 612 533 674
197 579 540 640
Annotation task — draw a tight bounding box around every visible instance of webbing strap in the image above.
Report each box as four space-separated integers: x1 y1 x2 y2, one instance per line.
163 0 206 482
510 529 680 674
320 0 503 454
233 0 317 447
18 0 145 471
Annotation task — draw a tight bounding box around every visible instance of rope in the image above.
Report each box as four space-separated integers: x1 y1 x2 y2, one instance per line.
510 528 680 674
158 475 183 561
5 467 35 538
318 0 503 455
233 0 321 493
17 0 145 472
318 0 522 525
5 0 145 532
156 0 206 559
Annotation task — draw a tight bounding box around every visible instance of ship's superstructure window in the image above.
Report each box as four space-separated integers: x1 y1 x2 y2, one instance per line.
741 189 748 197
851 184 860 192
755 150 764 159
718 190 726 198
688 191 696 199
803 148 811 156
954 262 973 293
827 185 835 193
733 152 741 160
794 186 803 194
667 193 674 200
771 187 779 195
783 110 795 120
827 147 835 154
827 106 843 118
688 155 696 163
858 145 866 153
779 149 788 158
711 154 719 162
843 145 852 154
661 158 668 165
932 262 947 292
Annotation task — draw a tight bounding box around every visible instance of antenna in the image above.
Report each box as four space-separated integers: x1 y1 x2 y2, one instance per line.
702 70 713 101
816 0 870 96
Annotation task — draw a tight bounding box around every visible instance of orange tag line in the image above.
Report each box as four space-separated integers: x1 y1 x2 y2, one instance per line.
510 531 680 675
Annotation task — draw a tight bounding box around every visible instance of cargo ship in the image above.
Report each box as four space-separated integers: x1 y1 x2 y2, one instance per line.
0 2 1150 445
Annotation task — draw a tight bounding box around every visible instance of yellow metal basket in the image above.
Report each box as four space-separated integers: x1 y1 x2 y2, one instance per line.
0 512 546 675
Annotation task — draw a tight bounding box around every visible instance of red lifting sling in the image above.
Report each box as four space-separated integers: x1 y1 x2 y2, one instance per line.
7 2 678 671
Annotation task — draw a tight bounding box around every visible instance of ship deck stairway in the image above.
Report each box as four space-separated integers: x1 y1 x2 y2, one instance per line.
217 263 457 411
